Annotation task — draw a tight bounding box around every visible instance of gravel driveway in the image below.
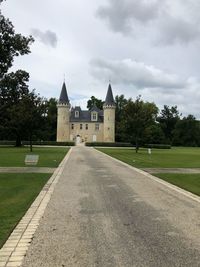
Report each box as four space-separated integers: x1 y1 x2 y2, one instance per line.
22 146 200 267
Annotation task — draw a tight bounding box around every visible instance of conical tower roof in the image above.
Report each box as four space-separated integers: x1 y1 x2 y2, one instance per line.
104 84 115 106
59 82 69 104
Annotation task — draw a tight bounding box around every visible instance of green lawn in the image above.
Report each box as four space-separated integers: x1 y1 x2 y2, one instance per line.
97 147 200 196
0 173 50 248
97 147 200 168
154 173 200 196
0 147 69 167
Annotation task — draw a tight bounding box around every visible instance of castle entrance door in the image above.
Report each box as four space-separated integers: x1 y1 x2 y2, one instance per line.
76 135 81 145
93 135 97 142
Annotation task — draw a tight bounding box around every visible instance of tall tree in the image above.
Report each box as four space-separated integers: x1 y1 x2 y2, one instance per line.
115 94 128 142
0 71 46 148
42 98 57 141
124 96 158 152
157 105 180 144
173 115 200 147
87 96 103 110
0 7 33 78
0 1 34 146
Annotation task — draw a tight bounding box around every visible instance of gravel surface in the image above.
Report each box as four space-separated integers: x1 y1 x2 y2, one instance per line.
0 167 56 173
22 146 200 267
142 168 200 174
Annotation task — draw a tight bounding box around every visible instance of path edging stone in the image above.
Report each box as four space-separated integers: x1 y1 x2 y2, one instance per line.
0 148 72 267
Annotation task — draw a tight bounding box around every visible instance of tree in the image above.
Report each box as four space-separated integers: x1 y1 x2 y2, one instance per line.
173 115 200 147
157 105 180 144
115 94 129 142
0 70 30 145
0 7 34 78
87 96 103 110
0 70 46 149
124 96 158 152
143 123 166 145
0 1 34 146
41 98 57 141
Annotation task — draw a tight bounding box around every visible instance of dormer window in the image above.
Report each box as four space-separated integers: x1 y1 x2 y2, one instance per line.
91 112 98 121
75 111 79 118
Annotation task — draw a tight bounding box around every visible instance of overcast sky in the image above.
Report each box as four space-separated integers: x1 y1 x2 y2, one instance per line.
1 0 200 117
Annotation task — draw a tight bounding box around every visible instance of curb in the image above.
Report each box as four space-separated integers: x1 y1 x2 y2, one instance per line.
94 148 200 204
0 148 72 267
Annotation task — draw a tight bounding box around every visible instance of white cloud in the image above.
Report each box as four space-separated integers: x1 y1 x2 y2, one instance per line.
31 29 58 48
2 0 200 117
90 58 185 89
97 0 162 33
97 0 200 45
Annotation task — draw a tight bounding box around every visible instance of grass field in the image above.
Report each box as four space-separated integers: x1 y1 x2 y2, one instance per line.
96 147 200 168
0 146 70 248
97 147 200 197
0 173 50 248
0 147 69 167
154 173 200 196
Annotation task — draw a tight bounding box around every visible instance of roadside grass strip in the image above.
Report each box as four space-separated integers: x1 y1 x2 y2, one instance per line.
154 173 200 197
0 173 50 248
0 148 72 267
96 147 200 168
0 147 69 167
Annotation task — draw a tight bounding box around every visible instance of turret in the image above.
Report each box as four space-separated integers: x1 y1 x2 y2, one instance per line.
56 82 70 142
103 84 116 142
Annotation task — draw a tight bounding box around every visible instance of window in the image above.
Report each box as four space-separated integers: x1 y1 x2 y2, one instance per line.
85 124 88 130
95 124 99 131
91 112 98 121
71 124 74 130
80 124 83 130
75 111 79 118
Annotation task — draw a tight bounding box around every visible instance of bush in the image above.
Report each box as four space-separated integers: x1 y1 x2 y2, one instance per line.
0 140 75 146
143 144 171 149
22 141 75 146
0 140 16 146
85 142 132 147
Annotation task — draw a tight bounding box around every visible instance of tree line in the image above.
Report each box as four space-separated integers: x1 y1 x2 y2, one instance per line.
87 95 200 151
1 0 200 150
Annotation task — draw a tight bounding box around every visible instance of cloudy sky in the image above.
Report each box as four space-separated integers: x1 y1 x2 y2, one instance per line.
1 0 200 117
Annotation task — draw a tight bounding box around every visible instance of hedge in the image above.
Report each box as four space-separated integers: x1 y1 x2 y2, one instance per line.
0 141 16 146
143 144 171 149
85 142 132 147
22 141 75 146
0 141 75 146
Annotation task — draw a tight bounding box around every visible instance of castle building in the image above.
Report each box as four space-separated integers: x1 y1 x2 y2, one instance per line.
56 82 116 143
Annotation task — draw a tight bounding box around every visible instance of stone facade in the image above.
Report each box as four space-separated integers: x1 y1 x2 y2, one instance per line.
56 83 116 143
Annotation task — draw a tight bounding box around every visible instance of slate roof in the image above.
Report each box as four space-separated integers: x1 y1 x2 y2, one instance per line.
59 82 70 104
90 104 101 112
104 84 115 106
70 106 103 122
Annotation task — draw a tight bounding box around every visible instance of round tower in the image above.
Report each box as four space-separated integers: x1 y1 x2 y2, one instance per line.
103 84 116 142
56 82 70 142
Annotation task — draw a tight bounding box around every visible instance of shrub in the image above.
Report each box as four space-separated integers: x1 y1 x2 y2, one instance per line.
22 141 75 146
85 142 132 147
0 141 16 146
0 140 75 146
143 144 171 149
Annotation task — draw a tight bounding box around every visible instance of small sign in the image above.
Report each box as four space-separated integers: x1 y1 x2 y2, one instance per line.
25 155 39 165
148 148 152 155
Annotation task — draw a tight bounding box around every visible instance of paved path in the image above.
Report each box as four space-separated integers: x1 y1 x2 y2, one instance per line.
0 167 56 173
142 168 200 174
21 146 200 267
